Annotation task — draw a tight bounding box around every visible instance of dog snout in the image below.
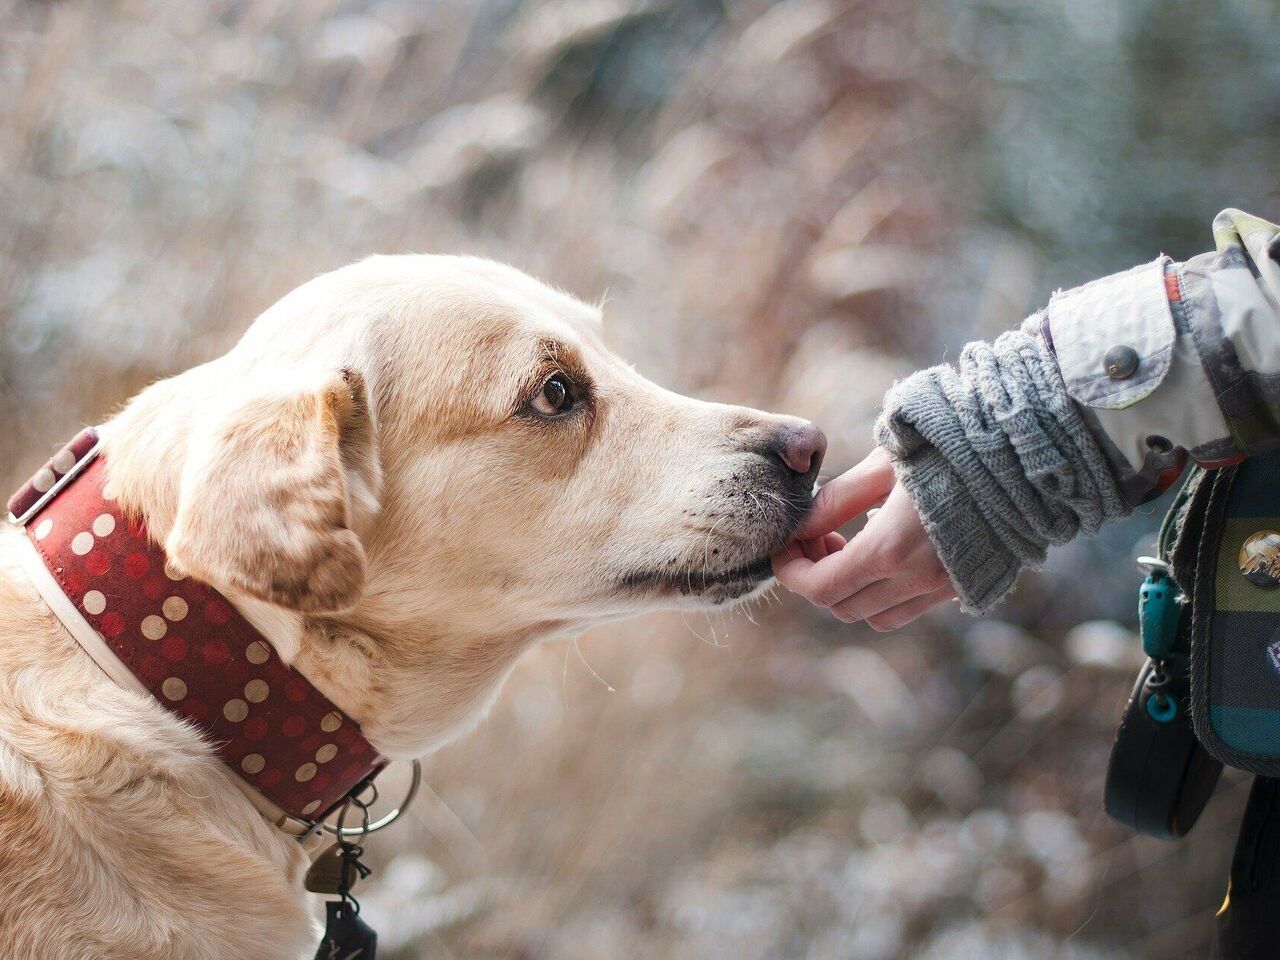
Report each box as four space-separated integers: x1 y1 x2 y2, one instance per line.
767 421 826 485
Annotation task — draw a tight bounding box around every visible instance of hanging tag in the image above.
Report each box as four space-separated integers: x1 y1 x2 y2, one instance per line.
305 843 348 895
314 900 377 959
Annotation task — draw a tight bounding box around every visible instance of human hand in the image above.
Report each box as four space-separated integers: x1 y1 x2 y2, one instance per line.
772 447 956 630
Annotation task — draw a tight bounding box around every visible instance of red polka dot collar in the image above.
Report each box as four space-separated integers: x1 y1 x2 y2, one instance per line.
7 428 385 826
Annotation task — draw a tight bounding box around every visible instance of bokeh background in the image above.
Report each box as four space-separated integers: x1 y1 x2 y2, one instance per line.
3 1 1280 957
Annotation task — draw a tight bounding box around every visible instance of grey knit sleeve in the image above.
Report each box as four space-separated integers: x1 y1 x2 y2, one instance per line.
873 317 1132 613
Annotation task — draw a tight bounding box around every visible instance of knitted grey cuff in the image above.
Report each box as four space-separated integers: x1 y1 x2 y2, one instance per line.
874 319 1132 613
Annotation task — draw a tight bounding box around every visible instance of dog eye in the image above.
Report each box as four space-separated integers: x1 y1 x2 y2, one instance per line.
531 374 574 416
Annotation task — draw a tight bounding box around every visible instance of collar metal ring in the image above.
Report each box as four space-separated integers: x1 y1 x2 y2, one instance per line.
323 759 421 838
284 759 422 840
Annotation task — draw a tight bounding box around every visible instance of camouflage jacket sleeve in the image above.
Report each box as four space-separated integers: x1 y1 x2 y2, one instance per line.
1046 208 1280 505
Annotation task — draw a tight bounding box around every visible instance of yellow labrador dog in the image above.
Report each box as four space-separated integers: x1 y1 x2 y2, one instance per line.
0 256 824 959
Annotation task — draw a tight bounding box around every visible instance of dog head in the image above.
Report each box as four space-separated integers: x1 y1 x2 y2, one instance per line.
107 256 824 753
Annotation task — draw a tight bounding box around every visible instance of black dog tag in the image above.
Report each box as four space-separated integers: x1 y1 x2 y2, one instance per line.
314 901 377 960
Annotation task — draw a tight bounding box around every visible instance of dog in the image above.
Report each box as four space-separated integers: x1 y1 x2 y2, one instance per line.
0 255 825 959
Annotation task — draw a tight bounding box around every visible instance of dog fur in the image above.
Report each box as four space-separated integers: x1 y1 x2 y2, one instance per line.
0 256 822 959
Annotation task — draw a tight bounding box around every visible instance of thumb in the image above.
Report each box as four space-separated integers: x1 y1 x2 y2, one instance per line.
794 446 896 540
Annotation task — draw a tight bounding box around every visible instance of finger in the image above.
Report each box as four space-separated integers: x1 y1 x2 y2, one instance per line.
795 446 896 540
774 534 854 591
774 536 887 606
772 539 813 584
800 532 847 562
829 576 923 624
783 480 934 605
865 586 956 632
778 475 938 605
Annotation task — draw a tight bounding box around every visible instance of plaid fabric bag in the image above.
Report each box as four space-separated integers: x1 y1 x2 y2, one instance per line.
1169 450 1280 774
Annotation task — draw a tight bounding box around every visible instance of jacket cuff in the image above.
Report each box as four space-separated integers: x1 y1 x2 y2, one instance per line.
1046 257 1234 487
1049 257 1177 410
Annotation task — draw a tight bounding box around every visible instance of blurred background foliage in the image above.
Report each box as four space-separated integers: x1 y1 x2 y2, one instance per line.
2 1 1278 957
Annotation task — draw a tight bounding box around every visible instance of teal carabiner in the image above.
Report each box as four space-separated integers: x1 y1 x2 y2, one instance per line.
1137 557 1182 660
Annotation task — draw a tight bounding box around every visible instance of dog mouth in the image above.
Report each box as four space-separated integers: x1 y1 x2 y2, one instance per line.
614 480 814 605
616 554 776 602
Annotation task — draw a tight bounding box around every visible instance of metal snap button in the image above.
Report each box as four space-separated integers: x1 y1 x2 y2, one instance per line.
1146 435 1172 454
1240 530 1280 587
1104 345 1140 380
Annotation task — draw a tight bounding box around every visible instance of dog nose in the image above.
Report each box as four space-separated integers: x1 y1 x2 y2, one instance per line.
770 422 827 482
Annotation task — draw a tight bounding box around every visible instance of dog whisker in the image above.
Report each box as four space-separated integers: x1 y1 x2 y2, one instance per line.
571 636 615 693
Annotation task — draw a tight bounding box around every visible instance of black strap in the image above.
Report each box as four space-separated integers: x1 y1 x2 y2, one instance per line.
1213 777 1280 960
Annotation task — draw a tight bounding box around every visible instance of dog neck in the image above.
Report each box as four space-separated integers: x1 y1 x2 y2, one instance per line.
10 426 386 823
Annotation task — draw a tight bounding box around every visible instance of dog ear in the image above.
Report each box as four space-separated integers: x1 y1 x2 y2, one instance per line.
166 369 381 614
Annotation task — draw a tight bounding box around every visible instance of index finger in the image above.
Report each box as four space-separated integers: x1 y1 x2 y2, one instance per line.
795 446 896 540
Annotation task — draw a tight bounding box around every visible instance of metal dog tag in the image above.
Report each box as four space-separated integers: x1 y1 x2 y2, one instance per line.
305 844 349 895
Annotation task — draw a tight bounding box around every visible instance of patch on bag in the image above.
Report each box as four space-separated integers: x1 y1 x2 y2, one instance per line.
1239 530 1280 587
1268 638 1280 677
